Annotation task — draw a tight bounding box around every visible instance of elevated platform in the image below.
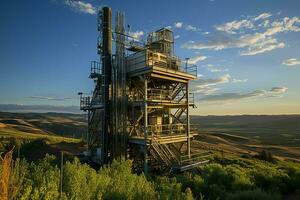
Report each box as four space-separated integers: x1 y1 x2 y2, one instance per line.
128 66 197 83
126 49 197 82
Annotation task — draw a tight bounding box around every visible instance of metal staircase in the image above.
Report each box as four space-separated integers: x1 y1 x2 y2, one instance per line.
150 137 211 172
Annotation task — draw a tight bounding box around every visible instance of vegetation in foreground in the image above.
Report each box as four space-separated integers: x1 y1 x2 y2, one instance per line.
1 140 300 200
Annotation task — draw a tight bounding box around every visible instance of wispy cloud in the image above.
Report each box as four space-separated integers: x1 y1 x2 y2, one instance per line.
206 64 228 73
254 12 272 21
173 22 200 31
0 104 81 114
188 55 207 64
215 19 254 34
282 58 300 66
192 74 231 95
28 96 72 101
199 86 288 103
129 30 144 40
174 35 180 39
195 73 231 87
63 0 96 15
232 78 248 83
192 73 248 95
182 14 300 56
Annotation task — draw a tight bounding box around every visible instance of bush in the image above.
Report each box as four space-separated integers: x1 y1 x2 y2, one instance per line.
155 176 185 200
226 189 281 200
15 154 60 200
100 159 156 200
249 165 290 193
63 158 101 200
255 150 276 163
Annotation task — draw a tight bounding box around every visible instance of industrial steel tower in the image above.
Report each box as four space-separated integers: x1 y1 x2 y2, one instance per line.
79 7 210 173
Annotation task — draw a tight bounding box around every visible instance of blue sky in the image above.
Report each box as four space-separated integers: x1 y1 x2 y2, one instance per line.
0 0 300 115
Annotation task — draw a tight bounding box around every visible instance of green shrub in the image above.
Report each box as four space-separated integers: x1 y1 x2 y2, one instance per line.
255 150 276 163
155 176 184 200
63 158 101 200
15 154 60 200
226 189 281 200
100 159 156 200
249 165 290 193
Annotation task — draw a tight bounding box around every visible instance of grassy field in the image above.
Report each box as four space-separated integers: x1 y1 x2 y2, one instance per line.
0 112 86 142
0 112 85 160
191 115 300 162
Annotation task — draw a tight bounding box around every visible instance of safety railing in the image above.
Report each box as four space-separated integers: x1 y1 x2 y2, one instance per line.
90 61 102 79
179 151 212 166
79 94 103 110
80 96 91 110
147 123 187 136
126 50 198 77
148 88 172 101
147 89 195 105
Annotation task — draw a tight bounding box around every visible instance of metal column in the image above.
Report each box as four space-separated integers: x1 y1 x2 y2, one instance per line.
186 82 191 158
144 76 148 174
102 7 112 163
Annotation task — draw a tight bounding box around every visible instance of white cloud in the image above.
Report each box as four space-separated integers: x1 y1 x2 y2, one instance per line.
173 22 199 31
191 74 230 96
129 31 144 40
215 19 254 34
206 64 228 73
232 78 248 83
64 0 96 15
193 73 231 88
270 86 288 93
174 35 180 39
174 22 183 28
194 87 219 95
28 96 72 101
186 24 197 31
282 58 300 66
199 86 288 103
240 37 285 56
188 55 207 64
192 74 250 96
254 12 272 21
182 16 300 56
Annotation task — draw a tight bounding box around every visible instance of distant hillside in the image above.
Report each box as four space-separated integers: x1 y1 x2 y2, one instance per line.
191 115 300 147
0 112 87 140
0 104 82 114
1 112 300 161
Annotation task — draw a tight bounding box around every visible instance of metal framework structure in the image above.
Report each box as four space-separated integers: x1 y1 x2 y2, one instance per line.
79 7 210 173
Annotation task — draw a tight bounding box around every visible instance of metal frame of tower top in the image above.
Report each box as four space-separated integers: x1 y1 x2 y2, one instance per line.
79 6 211 173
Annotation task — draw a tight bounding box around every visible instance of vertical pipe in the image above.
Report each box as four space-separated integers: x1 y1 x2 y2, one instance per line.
186 83 191 158
102 7 112 163
144 76 148 174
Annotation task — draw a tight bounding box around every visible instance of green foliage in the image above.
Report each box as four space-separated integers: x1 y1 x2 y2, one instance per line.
155 176 185 200
9 158 29 199
63 158 101 200
7 152 300 200
226 189 281 200
100 159 156 200
255 150 276 163
249 164 290 193
15 154 60 200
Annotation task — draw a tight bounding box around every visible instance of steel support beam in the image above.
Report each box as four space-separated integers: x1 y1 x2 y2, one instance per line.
186 83 191 158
